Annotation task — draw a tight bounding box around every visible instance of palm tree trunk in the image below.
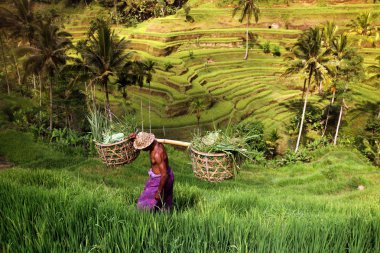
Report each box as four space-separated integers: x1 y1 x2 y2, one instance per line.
322 89 335 137
148 82 151 133
104 81 112 121
122 87 127 101
301 78 306 99
333 102 344 145
244 21 249 60
334 82 349 145
39 74 42 107
49 77 53 131
141 98 144 131
295 67 313 153
91 81 96 108
318 80 323 95
11 51 21 87
0 34 10 95
33 74 36 90
114 0 118 26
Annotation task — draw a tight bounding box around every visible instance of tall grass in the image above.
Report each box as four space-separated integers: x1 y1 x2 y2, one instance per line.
1 131 380 252
1 173 380 252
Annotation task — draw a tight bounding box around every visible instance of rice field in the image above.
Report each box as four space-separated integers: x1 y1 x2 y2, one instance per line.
61 1 380 142
1 2 379 251
1 130 380 252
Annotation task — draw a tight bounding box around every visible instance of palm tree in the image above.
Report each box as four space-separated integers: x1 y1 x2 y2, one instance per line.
331 35 364 145
322 34 348 137
282 54 308 99
368 56 380 118
322 21 338 50
77 19 131 120
142 59 156 87
232 0 260 60
367 56 380 81
284 27 334 152
0 0 35 44
19 20 72 131
347 12 377 36
0 32 10 95
117 61 145 100
190 98 206 129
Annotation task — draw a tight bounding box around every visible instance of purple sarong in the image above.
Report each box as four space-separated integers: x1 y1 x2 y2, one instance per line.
137 167 174 211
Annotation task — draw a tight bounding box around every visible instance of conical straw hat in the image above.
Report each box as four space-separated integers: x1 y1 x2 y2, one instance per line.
133 132 155 150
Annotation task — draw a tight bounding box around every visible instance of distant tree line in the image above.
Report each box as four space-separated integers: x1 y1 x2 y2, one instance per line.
7 0 189 26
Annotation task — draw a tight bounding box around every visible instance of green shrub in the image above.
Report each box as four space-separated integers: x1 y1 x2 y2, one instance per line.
272 45 281 56
262 41 271 54
164 62 174 72
306 137 329 151
355 116 380 166
183 4 194 23
277 149 311 166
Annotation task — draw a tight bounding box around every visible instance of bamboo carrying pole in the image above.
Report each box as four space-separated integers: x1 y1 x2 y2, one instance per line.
156 138 191 148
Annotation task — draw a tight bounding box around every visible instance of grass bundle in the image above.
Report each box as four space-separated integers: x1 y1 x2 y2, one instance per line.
87 108 137 144
191 122 266 162
87 108 109 143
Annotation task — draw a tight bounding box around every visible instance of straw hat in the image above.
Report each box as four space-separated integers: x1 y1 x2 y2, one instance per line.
133 132 155 150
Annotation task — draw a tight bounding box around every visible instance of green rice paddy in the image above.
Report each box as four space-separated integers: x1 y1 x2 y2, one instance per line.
62 1 380 140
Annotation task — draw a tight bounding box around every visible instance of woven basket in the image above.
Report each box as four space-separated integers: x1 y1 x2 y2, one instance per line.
190 147 234 182
95 138 139 166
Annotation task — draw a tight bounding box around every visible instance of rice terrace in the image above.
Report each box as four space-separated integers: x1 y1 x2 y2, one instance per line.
0 0 380 251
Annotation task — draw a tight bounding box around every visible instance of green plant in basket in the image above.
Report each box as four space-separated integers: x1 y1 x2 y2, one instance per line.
191 122 265 162
87 108 109 143
87 108 136 144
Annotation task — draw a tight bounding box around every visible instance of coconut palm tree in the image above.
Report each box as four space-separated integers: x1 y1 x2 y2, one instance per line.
367 56 380 81
190 98 206 129
347 12 377 36
322 34 348 137
0 0 35 44
0 32 10 95
142 59 156 87
117 61 145 100
331 35 364 145
142 59 156 132
19 20 72 131
77 19 131 120
284 27 334 152
282 54 308 99
367 56 380 118
232 0 260 60
322 21 338 50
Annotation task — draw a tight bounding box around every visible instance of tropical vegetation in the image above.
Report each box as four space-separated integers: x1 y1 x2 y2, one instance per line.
0 0 379 251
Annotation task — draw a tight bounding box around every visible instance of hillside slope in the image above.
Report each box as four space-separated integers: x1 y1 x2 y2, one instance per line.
63 1 380 142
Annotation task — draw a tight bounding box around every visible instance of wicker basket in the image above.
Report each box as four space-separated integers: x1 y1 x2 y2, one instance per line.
95 138 139 166
190 147 234 182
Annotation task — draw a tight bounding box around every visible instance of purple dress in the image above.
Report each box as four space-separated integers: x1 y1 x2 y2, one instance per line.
137 167 174 211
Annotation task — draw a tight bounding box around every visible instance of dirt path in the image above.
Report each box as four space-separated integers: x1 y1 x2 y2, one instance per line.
0 156 13 170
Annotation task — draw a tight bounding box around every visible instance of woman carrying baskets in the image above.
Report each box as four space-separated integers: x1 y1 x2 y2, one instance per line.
130 132 174 211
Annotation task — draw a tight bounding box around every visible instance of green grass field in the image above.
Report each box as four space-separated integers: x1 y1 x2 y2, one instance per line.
1 130 380 252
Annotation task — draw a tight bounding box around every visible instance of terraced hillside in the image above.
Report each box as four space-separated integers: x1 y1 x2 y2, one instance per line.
64 2 380 141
